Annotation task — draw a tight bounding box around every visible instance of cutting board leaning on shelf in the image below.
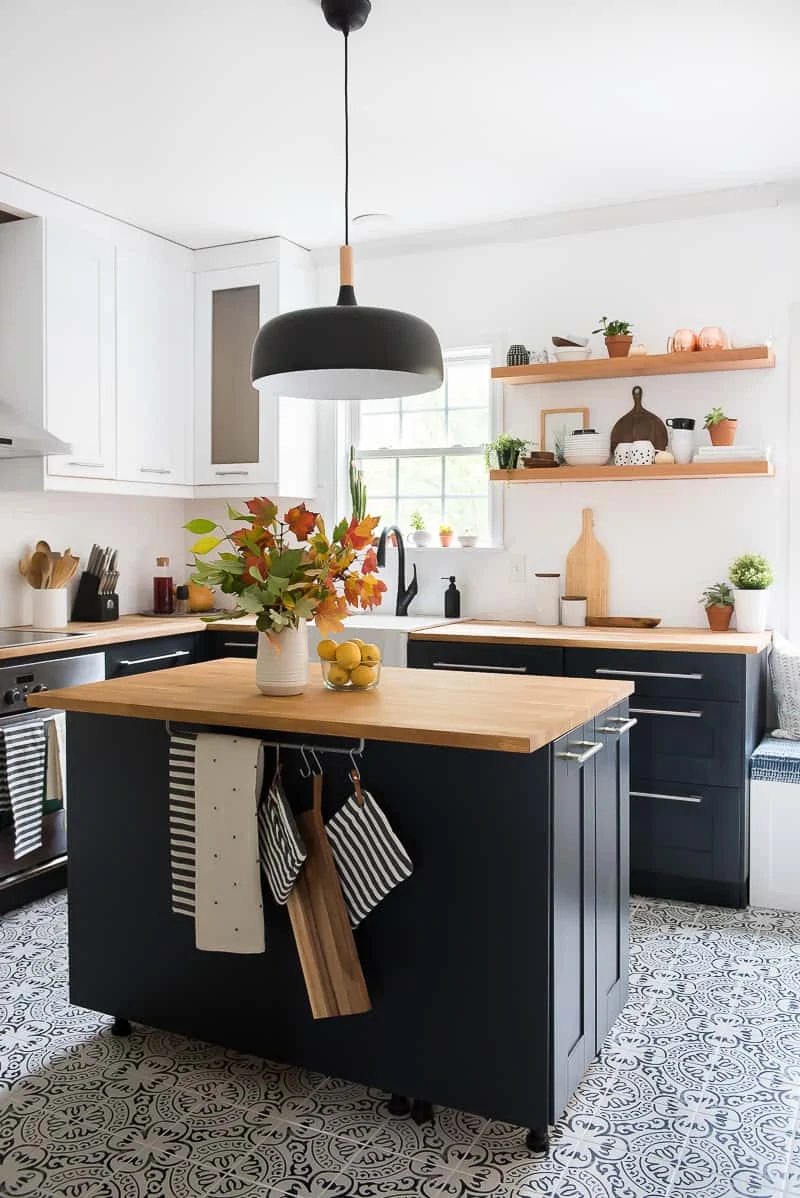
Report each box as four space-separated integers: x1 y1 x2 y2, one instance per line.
565 508 609 619
610 385 668 452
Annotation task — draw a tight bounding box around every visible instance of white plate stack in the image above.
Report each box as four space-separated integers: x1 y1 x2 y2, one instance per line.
564 433 611 467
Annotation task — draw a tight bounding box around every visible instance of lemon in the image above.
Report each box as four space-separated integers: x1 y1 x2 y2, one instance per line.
335 641 362 670
317 639 338 661
350 638 366 648
360 643 381 666
350 664 377 689
326 663 351 687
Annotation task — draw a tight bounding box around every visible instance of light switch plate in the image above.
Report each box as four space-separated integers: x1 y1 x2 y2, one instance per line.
509 553 527 583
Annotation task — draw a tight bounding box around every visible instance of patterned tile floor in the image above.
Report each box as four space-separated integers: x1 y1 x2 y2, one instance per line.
1 892 800 1197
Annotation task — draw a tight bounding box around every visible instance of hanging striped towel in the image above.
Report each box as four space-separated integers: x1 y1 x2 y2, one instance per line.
46 713 67 804
0 722 47 859
169 733 198 917
258 767 306 904
326 789 413 928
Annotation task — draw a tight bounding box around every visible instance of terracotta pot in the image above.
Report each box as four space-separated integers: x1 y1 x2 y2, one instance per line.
667 329 698 352
698 326 728 350
439 534 453 547
706 604 733 632
605 335 633 358
707 418 737 446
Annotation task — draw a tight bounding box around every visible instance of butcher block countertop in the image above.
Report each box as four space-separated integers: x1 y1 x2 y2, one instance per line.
27 658 634 754
0 614 208 662
409 620 772 655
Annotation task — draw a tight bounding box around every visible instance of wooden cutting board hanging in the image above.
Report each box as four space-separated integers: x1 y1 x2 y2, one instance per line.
565 508 609 619
286 771 371 1020
610 385 668 452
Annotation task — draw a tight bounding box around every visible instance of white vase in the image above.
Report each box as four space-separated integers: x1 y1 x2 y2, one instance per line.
256 622 309 695
734 588 769 633
412 530 432 548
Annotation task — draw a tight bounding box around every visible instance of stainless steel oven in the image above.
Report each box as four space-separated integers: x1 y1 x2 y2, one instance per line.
0 651 105 912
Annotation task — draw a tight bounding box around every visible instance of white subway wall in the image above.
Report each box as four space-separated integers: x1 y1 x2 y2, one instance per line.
316 204 800 632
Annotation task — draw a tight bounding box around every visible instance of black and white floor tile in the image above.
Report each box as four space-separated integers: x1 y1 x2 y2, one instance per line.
1 891 800 1196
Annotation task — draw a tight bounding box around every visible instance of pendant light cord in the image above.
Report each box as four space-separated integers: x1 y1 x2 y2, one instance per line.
344 29 350 247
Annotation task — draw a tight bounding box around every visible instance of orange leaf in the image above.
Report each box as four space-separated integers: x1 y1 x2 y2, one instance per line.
314 593 349 636
284 503 318 541
361 547 378 575
344 574 361 607
344 514 380 551
246 497 278 525
359 575 387 610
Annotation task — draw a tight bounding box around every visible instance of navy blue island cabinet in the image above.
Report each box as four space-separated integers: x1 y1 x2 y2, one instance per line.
36 661 633 1147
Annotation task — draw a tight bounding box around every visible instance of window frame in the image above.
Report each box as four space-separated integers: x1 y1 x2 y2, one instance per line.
342 344 504 548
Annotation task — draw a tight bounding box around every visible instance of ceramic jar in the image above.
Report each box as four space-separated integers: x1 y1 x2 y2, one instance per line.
534 574 561 626
256 622 309 696
734 589 769 634
31 588 68 629
506 344 530 367
561 596 587 627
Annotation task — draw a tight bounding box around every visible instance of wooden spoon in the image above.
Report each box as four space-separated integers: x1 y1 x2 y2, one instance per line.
34 540 51 556
49 556 73 589
18 553 32 581
28 550 52 590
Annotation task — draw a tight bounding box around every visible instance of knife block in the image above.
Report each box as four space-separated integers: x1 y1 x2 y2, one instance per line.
70 572 120 622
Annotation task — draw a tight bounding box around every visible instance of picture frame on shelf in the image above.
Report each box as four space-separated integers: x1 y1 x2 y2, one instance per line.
540 407 590 455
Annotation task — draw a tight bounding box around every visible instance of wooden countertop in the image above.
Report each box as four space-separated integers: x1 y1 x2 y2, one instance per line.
409 620 772 655
0 614 208 661
27 658 634 754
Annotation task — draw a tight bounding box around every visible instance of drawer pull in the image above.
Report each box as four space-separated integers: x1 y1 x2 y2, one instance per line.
557 741 604 764
598 717 638 734
631 790 703 804
214 470 249 477
67 460 104 469
223 641 255 649
117 650 191 667
432 661 526 674
139 466 172 475
630 707 703 719
595 667 703 681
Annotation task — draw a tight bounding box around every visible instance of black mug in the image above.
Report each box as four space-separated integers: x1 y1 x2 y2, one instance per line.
666 418 695 430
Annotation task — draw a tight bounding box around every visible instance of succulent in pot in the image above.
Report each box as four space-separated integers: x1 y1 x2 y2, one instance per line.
728 553 773 633
593 316 633 358
410 510 432 548
439 523 454 547
698 581 735 632
485 434 528 472
704 406 738 447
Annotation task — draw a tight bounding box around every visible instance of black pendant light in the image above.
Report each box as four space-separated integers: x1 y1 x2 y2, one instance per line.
251 0 443 401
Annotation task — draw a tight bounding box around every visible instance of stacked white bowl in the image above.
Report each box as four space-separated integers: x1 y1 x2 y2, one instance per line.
563 431 611 467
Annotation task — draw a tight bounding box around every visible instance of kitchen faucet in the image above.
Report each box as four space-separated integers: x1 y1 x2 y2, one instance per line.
376 526 418 616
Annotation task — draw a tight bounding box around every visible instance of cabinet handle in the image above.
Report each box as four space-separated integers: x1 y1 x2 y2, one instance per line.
117 650 191 667
598 717 638 734
556 740 604 764
432 661 526 673
595 667 703 681
214 470 249 477
629 707 703 719
139 467 172 475
223 641 255 649
631 790 703 804
67 460 103 469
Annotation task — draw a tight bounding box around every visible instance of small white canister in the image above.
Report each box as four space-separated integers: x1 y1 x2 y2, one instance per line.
561 596 588 627
534 573 561 625
31 588 69 629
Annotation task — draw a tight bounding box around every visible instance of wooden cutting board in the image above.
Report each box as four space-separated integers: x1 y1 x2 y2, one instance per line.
586 617 661 628
286 773 371 1020
565 508 608 619
610 385 668 451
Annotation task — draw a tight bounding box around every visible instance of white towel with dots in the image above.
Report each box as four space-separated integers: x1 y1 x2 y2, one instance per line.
194 733 265 954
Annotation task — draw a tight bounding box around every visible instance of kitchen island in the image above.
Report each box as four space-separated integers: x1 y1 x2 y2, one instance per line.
30 660 634 1147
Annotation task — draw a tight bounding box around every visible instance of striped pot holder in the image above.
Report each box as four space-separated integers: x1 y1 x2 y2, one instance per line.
258 767 307 904
326 787 413 928
169 733 198 916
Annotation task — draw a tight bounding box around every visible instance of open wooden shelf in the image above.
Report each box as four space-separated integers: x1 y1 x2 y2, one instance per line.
491 346 774 385
490 461 775 484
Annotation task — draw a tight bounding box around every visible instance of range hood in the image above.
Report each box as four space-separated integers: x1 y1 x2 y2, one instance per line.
0 399 71 458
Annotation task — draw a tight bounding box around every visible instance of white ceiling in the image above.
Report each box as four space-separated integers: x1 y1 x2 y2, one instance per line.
0 0 797 250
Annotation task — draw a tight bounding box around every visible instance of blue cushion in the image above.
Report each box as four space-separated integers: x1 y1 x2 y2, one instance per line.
751 736 800 784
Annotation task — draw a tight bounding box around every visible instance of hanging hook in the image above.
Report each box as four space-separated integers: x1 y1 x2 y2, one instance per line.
349 748 364 807
299 745 312 779
310 747 323 776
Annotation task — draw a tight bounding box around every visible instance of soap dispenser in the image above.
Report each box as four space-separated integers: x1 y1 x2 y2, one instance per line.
442 576 461 618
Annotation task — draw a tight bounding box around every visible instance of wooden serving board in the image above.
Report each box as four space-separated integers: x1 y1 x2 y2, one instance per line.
586 617 662 629
565 508 608 619
610 385 668 451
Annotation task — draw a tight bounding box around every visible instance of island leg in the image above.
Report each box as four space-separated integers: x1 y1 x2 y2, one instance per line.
111 1017 132 1037
386 1094 411 1116
526 1127 550 1154
411 1099 434 1125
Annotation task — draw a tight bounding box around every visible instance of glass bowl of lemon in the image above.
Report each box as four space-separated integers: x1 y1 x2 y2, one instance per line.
317 638 382 691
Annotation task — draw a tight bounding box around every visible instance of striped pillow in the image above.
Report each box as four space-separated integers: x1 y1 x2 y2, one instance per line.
258 770 306 905
326 789 413 928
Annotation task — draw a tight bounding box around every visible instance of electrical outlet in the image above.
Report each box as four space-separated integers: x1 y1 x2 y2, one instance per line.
509 553 527 583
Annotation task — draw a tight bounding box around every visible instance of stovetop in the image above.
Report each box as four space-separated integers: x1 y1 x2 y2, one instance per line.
0 630 90 649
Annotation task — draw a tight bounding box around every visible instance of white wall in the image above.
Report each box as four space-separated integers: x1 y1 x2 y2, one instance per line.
317 204 800 630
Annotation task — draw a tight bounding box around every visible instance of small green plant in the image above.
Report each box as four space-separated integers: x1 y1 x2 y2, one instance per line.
704 407 731 428
593 317 632 337
348 445 366 521
699 582 735 608
729 554 773 590
410 510 425 532
484 434 528 469
439 524 453 535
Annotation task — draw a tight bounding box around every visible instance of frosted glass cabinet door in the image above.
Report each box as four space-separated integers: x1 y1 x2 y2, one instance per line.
116 252 193 485
45 221 117 479
194 265 280 487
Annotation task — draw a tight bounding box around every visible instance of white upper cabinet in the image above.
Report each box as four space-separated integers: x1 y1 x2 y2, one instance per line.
116 251 193 485
194 253 316 498
44 221 117 480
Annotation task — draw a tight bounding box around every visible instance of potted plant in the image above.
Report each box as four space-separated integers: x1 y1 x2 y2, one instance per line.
592 317 633 358
439 524 454 547
410 510 432 548
728 553 773 633
186 499 386 695
484 434 528 471
699 581 735 632
704 407 738 447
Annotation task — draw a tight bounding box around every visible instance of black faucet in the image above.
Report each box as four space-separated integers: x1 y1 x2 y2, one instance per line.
376 526 418 616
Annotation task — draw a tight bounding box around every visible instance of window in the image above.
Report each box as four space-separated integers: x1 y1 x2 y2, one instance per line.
349 347 496 544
